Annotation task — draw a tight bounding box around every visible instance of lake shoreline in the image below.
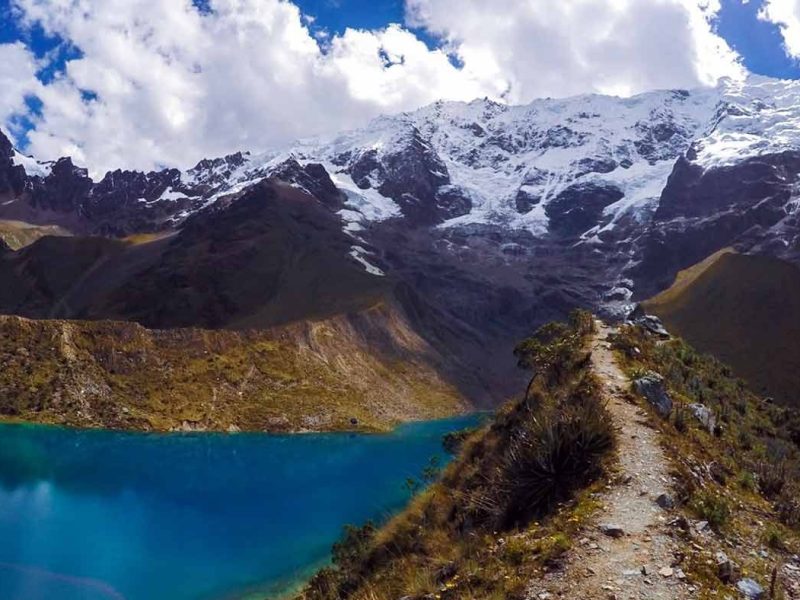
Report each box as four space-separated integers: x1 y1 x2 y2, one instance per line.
0 408 479 436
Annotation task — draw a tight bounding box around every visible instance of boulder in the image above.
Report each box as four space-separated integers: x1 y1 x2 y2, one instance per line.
599 523 625 538
716 551 734 583
633 371 673 417
689 403 716 433
736 578 765 599
655 493 674 509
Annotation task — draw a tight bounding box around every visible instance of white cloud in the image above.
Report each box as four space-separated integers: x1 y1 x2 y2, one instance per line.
406 0 744 101
759 0 800 58
2 0 744 176
0 42 40 142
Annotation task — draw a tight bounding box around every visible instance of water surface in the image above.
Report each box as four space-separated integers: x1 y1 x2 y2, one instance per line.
0 416 479 600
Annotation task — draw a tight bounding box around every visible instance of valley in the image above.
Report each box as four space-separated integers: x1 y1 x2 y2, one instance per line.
3 71 800 600
5 76 800 432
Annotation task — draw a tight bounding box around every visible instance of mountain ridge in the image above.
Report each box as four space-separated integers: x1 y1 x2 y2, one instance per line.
4 74 800 425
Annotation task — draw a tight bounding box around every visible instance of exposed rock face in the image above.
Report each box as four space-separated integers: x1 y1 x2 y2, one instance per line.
632 151 800 298
269 158 344 209
5 75 800 408
0 130 27 199
628 307 670 338
545 182 624 236
633 371 672 417
689 403 716 434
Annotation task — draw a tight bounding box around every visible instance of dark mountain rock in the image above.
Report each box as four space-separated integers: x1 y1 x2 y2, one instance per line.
574 156 617 177
348 127 454 225
29 157 93 214
0 181 386 330
187 151 249 190
546 182 624 236
631 151 800 298
270 158 344 209
0 130 27 199
515 188 541 213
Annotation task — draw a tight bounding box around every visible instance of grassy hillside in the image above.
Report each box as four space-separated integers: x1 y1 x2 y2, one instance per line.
610 325 800 598
0 219 71 249
292 315 800 599
644 251 800 405
295 311 616 600
0 302 468 433
0 183 389 329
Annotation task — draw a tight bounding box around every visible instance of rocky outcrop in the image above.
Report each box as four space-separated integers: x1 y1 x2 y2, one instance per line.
348 126 462 225
632 151 800 299
633 371 672 417
0 130 27 199
627 306 670 338
545 182 625 236
269 158 345 209
689 403 716 434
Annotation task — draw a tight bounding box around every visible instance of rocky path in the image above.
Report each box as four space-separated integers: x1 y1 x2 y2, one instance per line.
527 321 692 600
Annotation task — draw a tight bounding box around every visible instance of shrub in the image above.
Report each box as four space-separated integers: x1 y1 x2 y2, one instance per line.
513 316 588 386
568 308 595 335
738 429 753 451
690 491 730 530
737 470 756 492
673 403 689 434
776 489 800 527
332 522 377 572
487 382 614 530
443 428 476 454
756 460 788 499
532 533 571 565
501 536 530 566
763 525 787 550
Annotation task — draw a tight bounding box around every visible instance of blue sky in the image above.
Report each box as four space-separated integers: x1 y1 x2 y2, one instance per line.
1 0 799 173
4 0 797 79
716 0 800 78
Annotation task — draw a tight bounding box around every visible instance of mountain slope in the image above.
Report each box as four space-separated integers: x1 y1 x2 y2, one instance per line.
0 305 468 432
644 251 800 404
4 75 800 426
6 76 800 316
0 180 386 328
296 316 800 600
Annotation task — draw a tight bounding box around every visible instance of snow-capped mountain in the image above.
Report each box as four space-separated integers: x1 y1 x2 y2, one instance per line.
3 75 800 318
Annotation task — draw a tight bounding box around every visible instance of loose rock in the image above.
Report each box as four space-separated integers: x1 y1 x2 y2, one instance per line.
655 493 674 509
633 371 672 417
688 403 716 433
737 578 765 599
599 524 625 538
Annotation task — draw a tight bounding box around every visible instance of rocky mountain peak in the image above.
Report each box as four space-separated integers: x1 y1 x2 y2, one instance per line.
4 76 800 320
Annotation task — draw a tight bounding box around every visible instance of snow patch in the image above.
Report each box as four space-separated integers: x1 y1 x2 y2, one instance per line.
12 150 51 178
349 245 385 276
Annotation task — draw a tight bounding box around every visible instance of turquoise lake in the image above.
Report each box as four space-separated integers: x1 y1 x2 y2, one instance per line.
0 416 480 600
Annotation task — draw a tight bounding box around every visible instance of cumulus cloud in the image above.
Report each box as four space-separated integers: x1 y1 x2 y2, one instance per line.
2 0 744 175
759 0 800 58
0 42 40 139
406 0 744 100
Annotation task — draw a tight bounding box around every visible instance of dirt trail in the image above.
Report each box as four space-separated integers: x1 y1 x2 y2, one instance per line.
527 321 691 599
